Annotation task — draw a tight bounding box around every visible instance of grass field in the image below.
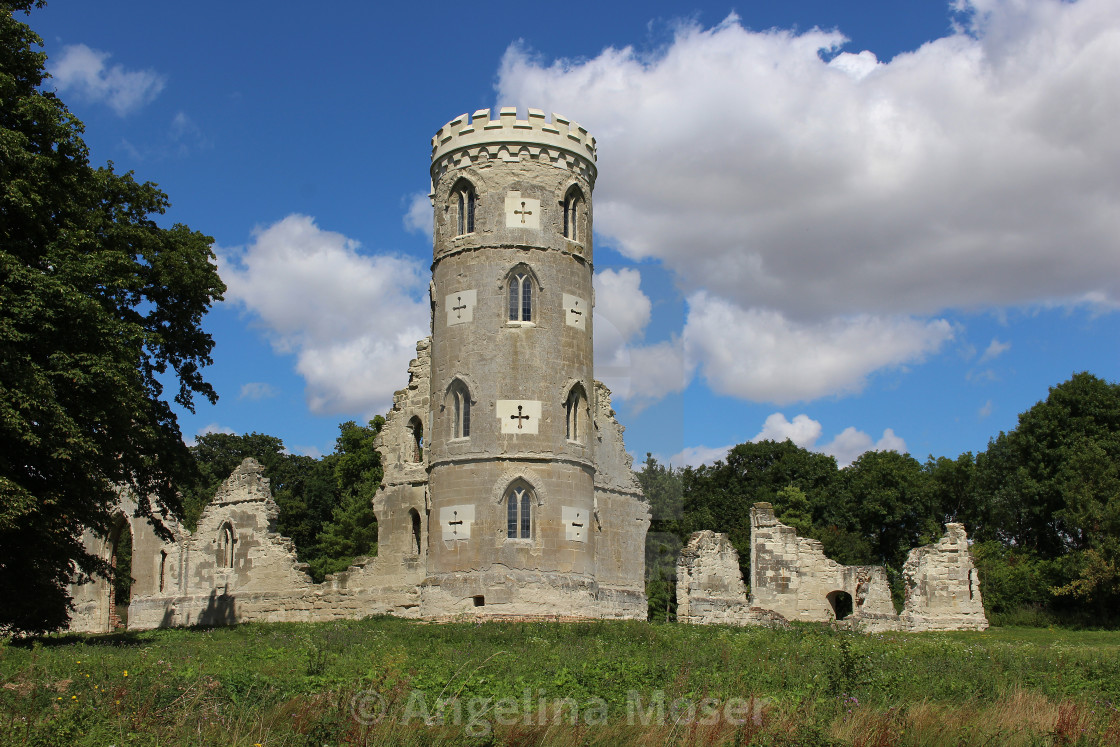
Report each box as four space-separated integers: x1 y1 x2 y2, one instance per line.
3 618 1119 746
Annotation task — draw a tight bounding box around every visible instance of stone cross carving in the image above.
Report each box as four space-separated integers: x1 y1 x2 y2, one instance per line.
452 296 467 319
514 201 532 224
510 405 531 429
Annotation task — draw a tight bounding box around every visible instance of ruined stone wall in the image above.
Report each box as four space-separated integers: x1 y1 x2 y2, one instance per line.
901 523 988 631
675 504 988 633
591 382 650 617
750 503 895 625
676 531 752 624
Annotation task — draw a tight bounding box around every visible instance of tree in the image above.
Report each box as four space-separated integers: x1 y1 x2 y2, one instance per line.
307 418 384 581
974 373 1120 614
0 2 225 633
837 450 938 569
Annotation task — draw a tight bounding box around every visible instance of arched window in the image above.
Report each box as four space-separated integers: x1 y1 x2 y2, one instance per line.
407 416 424 462
453 180 475 236
505 483 533 539
562 187 583 241
218 523 235 569
409 508 422 555
565 384 587 443
508 270 534 323
447 379 471 439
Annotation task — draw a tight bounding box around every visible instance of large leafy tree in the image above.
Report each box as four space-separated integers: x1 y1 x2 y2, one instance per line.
973 372 1120 612
0 1 225 633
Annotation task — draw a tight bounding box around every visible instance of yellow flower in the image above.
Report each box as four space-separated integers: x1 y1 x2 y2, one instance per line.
123 671 128 677
71 696 77 700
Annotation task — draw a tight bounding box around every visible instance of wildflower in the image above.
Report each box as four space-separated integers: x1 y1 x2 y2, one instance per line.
123 670 128 677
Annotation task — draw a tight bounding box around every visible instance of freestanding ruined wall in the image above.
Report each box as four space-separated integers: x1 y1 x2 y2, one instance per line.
901 523 988 631
675 504 988 633
750 503 896 628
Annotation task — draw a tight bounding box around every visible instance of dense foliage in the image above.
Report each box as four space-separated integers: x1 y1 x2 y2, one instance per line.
640 372 1120 626
0 1 224 634
183 419 384 582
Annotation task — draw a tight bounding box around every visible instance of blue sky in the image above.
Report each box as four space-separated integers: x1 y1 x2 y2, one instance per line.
28 0 1120 467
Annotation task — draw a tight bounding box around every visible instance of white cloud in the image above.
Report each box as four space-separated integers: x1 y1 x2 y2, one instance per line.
821 427 907 467
978 399 993 418
48 44 165 115
979 338 1011 362
497 0 1120 403
186 422 235 446
678 413 905 469
403 191 433 239
238 382 278 401
751 413 823 449
684 292 954 403
593 269 688 405
219 215 428 416
669 444 732 468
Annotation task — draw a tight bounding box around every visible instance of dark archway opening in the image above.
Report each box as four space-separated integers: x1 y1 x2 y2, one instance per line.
109 519 133 630
826 590 853 621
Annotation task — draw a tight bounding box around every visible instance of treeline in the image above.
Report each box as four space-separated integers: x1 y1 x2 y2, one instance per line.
180 418 384 582
641 372 1120 627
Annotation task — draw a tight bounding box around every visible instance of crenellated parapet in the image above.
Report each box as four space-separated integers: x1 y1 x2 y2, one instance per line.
430 108 597 186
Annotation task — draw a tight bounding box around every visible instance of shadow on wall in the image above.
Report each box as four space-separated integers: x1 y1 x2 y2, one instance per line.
196 589 237 627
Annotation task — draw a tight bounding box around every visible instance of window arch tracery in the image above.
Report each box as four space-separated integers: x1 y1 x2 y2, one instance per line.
505 482 533 539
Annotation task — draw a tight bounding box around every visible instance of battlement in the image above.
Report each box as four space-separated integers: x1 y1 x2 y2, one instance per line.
431 107 596 165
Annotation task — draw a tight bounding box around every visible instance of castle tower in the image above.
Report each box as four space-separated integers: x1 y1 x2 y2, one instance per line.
417 108 647 617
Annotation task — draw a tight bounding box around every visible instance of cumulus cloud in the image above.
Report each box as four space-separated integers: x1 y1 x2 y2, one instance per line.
677 412 905 468
751 413 823 449
220 215 428 415
186 422 235 446
48 44 165 115
821 427 907 467
403 192 433 239
669 444 733 468
593 269 688 405
497 0 1120 403
684 293 954 403
238 382 278 401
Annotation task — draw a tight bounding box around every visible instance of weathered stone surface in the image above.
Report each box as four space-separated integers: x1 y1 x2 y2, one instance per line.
901 523 989 631
750 503 895 626
675 504 988 633
67 109 649 632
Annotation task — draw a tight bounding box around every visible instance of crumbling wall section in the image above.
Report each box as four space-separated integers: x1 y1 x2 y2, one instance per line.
901 523 988 631
750 503 895 625
591 381 650 619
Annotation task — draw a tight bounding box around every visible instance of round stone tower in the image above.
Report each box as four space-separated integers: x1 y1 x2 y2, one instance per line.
422 107 601 616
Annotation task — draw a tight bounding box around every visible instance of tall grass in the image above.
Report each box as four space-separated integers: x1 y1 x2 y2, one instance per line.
2 619 1119 745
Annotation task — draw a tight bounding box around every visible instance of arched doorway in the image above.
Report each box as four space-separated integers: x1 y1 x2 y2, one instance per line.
826 590 853 621
108 517 133 630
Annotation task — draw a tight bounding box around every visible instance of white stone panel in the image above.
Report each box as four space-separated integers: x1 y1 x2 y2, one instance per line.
562 506 589 542
563 293 587 330
445 289 476 326
504 191 540 230
497 400 541 434
440 505 475 541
